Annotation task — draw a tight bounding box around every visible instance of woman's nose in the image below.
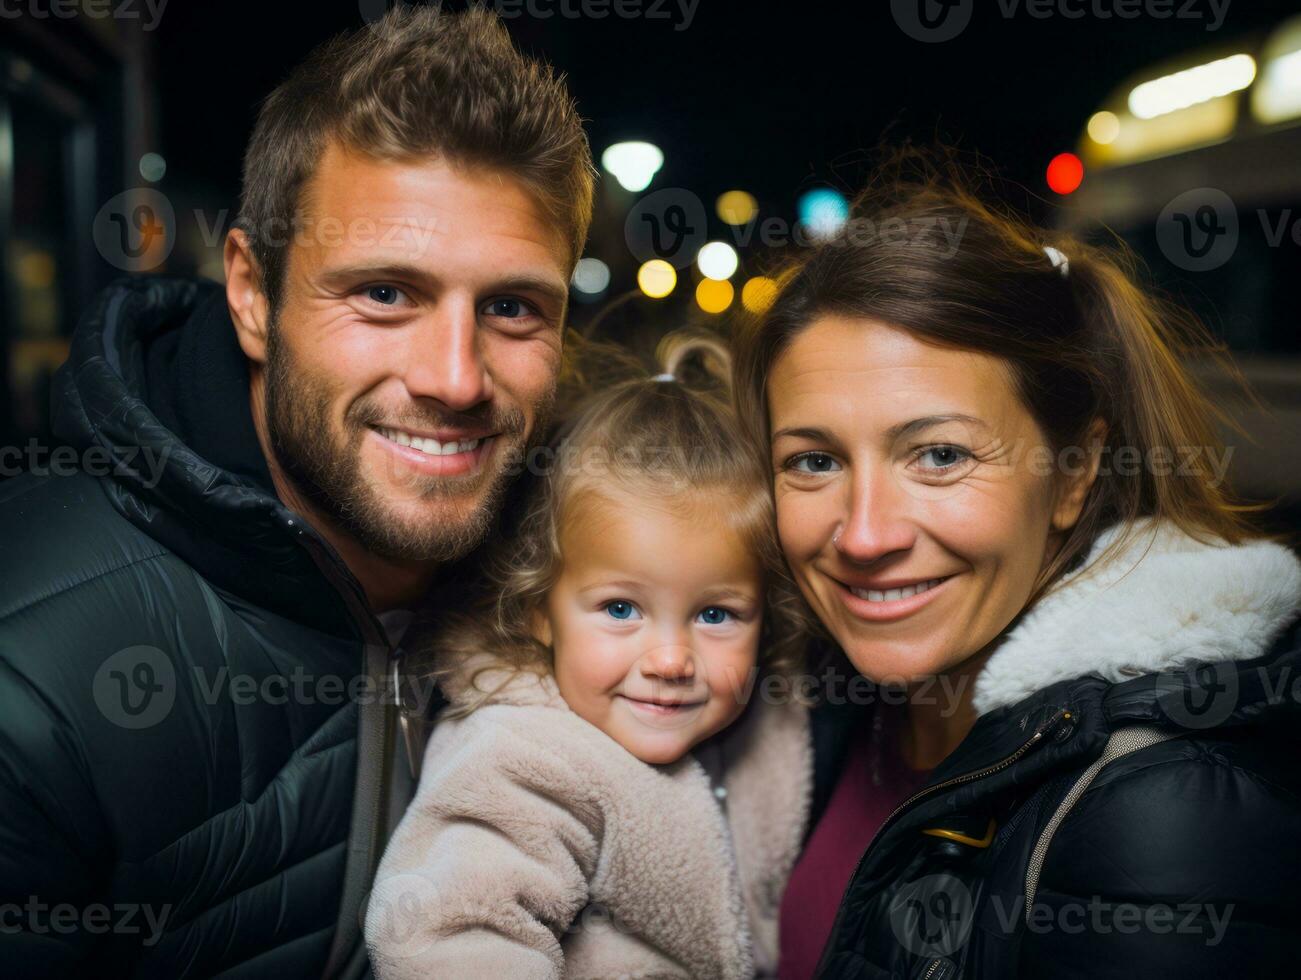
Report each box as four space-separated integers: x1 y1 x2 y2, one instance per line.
834 468 917 563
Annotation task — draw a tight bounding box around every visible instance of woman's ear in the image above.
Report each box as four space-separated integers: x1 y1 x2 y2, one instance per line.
1052 418 1108 532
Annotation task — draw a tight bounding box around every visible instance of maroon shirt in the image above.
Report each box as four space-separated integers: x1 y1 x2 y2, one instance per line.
778 704 932 980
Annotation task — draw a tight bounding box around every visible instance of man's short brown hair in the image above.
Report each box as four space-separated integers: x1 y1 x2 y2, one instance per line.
237 4 595 310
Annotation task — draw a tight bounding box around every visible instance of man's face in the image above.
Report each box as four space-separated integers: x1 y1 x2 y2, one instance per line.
262 141 571 562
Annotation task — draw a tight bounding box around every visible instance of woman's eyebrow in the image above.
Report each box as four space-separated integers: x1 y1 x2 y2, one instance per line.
770 425 832 442
886 414 986 440
771 415 985 443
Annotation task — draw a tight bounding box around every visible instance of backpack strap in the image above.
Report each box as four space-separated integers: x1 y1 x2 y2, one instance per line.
1023 725 1180 920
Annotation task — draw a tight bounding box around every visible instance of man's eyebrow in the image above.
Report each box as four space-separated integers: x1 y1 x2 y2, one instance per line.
771 415 986 443
488 275 570 310
317 263 435 289
315 266 569 309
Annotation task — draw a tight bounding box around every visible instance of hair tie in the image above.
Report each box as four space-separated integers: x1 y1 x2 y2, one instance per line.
651 372 676 382
1043 245 1070 277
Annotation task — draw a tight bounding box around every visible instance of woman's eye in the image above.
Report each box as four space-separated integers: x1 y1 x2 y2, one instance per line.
364 284 406 306
603 600 639 621
915 445 971 471
697 606 733 625
483 297 534 319
786 452 840 474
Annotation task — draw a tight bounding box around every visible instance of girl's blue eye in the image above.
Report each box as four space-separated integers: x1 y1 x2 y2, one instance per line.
916 445 971 471
366 284 402 305
697 606 732 625
604 600 637 621
788 452 839 474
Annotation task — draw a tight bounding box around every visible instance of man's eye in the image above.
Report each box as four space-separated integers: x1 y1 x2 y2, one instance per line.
785 452 840 474
364 284 406 306
483 297 533 319
604 600 639 621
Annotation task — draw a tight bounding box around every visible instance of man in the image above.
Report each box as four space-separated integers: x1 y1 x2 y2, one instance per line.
0 6 594 977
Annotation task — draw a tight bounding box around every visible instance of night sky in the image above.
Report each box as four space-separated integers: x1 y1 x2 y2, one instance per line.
152 0 1301 221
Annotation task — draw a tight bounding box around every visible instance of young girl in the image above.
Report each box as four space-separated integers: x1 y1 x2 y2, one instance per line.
365 333 813 979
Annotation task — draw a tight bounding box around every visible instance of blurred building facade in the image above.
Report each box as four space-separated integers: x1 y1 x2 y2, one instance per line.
0 9 156 447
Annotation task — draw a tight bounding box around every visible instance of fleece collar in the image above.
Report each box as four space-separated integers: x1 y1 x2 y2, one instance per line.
971 520 1301 716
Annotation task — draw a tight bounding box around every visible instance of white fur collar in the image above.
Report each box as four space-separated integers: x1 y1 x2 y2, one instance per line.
434 649 567 710
971 520 1301 715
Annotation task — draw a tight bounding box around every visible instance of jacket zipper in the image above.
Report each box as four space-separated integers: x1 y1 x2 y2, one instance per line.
293 520 403 980
813 706 1070 977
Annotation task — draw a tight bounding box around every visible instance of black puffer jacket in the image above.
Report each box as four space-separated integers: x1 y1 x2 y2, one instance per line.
0 277 415 978
806 523 1301 979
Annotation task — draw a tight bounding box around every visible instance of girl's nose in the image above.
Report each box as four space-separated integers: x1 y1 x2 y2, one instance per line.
639 644 696 682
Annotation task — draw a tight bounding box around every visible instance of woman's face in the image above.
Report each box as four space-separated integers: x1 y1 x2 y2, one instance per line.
768 315 1091 684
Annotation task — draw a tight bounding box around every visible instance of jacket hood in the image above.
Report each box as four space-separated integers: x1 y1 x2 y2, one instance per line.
972 519 1301 716
51 275 361 635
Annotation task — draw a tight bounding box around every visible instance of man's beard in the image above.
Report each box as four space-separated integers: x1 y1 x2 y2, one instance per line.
263 324 552 564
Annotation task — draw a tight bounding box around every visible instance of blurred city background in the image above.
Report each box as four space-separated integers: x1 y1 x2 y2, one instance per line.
2 0 1298 528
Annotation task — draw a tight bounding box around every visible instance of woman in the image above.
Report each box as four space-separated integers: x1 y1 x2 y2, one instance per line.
735 164 1301 979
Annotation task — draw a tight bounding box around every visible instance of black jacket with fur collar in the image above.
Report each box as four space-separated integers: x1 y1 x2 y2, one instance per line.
805 522 1301 979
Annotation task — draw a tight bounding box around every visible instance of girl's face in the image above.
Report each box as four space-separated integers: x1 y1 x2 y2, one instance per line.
535 486 764 765
767 315 1094 686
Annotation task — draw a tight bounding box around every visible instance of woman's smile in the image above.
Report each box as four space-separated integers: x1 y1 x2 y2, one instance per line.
828 572 957 622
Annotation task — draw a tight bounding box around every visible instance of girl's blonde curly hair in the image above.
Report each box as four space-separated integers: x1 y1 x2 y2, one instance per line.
418 328 813 719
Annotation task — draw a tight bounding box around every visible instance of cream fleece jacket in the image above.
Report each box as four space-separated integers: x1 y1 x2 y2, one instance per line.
365 653 812 980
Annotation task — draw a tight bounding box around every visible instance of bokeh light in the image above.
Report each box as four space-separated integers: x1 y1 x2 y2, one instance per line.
571 257 611 296
741 276 778 314
637 259 677 298
1046 152 1085 194
798 188 849 240
695 279 734 313
1087 111 1121 144
601 141 664 192
716 190 758 225
697 241 739 280
139 152 167 182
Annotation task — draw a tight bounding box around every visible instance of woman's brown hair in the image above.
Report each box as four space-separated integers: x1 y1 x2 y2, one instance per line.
735 149 1262 603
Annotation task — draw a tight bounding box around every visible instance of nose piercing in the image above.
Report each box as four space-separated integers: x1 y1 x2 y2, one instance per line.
832 525 844 548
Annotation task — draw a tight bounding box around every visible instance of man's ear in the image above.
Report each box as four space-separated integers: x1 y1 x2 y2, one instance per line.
1051 417 1108 532
224 227 272 366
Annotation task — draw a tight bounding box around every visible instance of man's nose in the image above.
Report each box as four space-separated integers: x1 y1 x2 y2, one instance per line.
400 297 494 410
